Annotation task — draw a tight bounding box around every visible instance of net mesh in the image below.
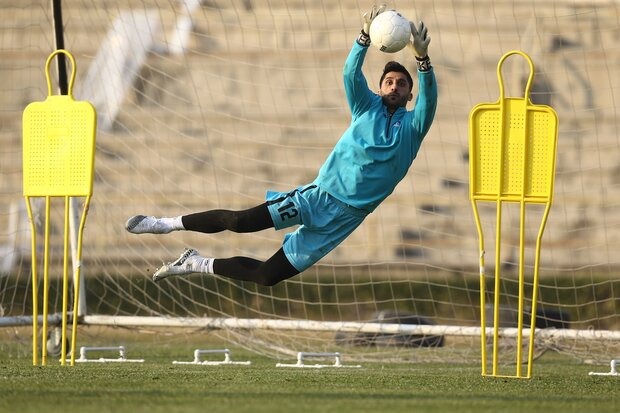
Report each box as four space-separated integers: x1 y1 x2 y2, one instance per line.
0 0 618 363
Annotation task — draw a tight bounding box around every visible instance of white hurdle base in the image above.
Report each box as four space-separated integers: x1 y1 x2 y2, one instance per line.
276 352 361 369
588 359 619 376
76 346 145 363
172 349 251 366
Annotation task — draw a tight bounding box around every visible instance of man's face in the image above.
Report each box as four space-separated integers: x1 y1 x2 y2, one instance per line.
379 71 413 110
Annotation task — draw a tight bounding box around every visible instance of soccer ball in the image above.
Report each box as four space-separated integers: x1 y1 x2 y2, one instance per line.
369 10 411 53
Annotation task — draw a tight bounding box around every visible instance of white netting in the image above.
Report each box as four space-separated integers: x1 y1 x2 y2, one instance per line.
0 0 618 363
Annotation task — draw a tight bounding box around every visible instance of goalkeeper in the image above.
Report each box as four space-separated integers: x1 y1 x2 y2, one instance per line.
126 5 437 286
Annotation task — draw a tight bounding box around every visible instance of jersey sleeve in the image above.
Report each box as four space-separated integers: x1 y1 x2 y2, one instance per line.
342 41 376 118
410 68 438 140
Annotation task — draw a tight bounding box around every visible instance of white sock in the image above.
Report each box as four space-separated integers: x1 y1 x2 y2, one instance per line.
171 216 185 230
190 256 214 274
160 216 185 231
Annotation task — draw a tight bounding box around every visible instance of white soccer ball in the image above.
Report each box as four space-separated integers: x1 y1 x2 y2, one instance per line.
369 10 412 53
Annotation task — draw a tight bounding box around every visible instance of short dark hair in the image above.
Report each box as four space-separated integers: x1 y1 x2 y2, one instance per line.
379 61 413 92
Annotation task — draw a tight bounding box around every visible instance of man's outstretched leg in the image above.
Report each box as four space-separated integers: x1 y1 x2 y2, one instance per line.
125 203 273 234
152 247 299 286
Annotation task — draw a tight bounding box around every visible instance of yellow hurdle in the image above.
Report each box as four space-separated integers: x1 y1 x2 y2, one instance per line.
469 51 558 378
22 49 96 366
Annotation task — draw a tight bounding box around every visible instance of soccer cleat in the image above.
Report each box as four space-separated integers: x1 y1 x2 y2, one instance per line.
152 248 200 282
125 215 172 234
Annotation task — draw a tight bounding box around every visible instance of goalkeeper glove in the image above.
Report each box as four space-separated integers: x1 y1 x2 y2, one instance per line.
409 20 430 58
358 4 387 47
408 20 432 71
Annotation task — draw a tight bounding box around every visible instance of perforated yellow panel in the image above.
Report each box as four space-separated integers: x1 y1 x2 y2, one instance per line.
469 54 558 204
470 107 502 196
22 50 96 197
23 97 96 196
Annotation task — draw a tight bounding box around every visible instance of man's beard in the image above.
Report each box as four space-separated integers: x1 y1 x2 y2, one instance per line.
381 93 407 110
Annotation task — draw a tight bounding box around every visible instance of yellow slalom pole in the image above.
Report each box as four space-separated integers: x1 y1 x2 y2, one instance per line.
25 198 39 365
61 196 71 366
516 200 526 377
492 199 503 376
41 196 52 366
526 203 553 377
471 200 487 375
70 196 90 365
469 50 558 378
479 250 487 376
22 49 97 366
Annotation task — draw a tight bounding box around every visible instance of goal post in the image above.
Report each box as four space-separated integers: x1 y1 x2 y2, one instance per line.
1 0 619 365
81 315 620 342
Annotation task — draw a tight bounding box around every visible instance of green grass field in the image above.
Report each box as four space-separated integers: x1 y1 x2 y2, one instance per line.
0 331 617 413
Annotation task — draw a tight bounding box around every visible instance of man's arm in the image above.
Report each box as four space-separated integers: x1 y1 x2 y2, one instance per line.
342 5 386 117
412 68 437 139
342 42 373 117
408 20 437 139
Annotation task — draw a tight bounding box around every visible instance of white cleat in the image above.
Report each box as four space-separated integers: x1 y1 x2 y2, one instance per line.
152 248 200 282
125 215 172 234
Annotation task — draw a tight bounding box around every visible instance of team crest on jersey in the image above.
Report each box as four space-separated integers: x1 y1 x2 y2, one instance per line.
394 121 402 128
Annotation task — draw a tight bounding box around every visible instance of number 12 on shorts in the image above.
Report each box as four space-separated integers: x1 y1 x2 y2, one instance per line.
278 202 298 222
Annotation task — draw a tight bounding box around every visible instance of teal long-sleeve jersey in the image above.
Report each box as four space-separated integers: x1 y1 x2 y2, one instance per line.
313 41 437 213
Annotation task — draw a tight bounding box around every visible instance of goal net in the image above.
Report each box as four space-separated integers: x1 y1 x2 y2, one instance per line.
1 0 619 364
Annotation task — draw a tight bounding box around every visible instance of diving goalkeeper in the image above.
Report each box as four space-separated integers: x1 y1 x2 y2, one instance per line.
126 5 437 286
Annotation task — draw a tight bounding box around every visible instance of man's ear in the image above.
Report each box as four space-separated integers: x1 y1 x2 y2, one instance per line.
408 93 413 101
